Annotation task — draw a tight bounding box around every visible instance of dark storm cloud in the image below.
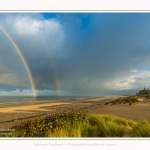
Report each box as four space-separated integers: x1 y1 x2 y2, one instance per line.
48 13 150 94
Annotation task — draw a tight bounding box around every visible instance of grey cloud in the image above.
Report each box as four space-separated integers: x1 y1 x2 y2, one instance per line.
1 13 150 96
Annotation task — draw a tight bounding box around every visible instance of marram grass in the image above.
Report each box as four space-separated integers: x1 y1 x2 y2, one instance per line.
132 120 150 137
1 109 150 137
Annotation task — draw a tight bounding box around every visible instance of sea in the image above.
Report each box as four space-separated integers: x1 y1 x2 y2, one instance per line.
0 96 100 104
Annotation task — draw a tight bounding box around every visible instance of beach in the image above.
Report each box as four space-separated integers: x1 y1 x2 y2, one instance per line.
0 96 150 128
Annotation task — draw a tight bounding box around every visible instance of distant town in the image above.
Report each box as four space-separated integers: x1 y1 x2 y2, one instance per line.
136 87 150 95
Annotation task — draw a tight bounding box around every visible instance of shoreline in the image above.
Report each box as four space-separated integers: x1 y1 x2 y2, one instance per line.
0 95 150 128
0 96 125 112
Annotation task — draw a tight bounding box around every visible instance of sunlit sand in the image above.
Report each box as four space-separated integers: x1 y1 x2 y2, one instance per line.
0 102 71 113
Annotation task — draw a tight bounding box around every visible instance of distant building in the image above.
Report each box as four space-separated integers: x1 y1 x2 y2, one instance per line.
136 87 150 95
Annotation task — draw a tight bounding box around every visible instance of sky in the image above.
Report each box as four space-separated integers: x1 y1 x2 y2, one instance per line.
0 12 150 96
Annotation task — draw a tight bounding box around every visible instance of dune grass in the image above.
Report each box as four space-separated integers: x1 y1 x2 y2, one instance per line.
0 108 150 137
105 95 140 105
132 120 150 137
85 115 124 137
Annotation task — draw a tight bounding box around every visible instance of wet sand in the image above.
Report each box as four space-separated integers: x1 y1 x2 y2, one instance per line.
0 96 150 128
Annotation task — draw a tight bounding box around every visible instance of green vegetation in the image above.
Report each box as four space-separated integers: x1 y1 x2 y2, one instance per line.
0 108 150 137
83 114 126 137
132 120 150 137
141 95 150 99
105 96 140 105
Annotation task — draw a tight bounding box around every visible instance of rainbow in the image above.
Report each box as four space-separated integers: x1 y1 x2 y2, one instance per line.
40 38 61 96
0 24 37 97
